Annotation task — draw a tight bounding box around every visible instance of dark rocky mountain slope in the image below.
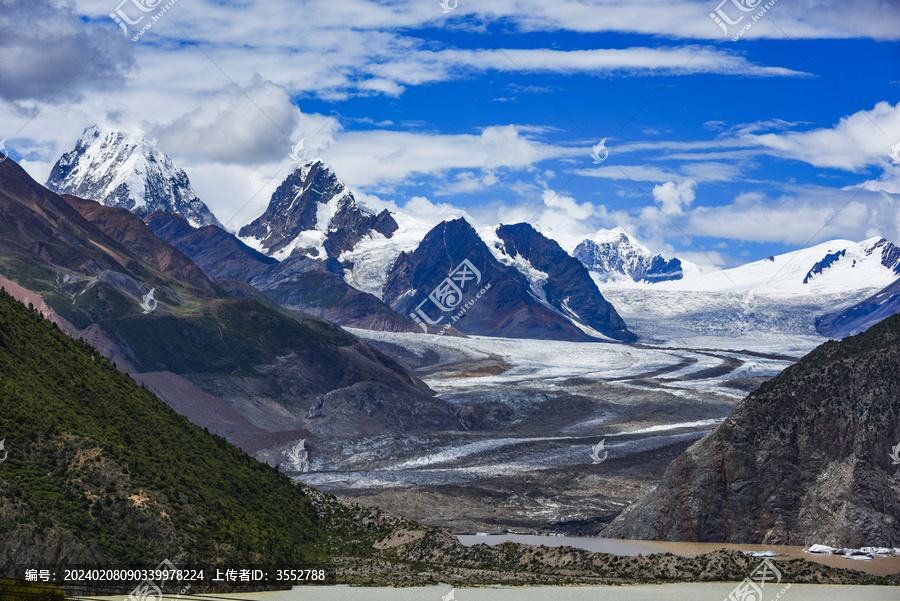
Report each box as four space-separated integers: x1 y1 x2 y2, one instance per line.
496 223 633 341
383 218 629 341
603 313 900 547
61 195 221 295
0 157 455 452
248 255 420 332
144 210 417 332
143 209 278 282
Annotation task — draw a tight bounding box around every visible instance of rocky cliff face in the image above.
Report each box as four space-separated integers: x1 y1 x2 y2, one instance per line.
871 237 900 273
46 126 221 228
603 314 900 547
494 223 633 341
238 159 397 260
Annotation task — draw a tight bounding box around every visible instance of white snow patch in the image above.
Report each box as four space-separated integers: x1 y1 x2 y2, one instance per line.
315 188 350 232
607 419 722 436
270 230 328 262
340 209 434 298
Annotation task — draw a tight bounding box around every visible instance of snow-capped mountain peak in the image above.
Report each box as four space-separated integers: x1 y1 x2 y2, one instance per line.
46 126 221 228
586 226 644 247
573 227 686 283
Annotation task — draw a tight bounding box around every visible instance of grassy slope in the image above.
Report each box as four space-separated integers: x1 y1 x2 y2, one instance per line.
0 287 323 567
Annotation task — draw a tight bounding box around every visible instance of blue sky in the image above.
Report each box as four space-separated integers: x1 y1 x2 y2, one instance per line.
1 0 899 267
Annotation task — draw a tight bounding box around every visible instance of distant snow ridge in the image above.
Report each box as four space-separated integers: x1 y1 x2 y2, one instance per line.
803 238 900 284
46 126 221 229
692 237 900 295
573 228 685 283
796 237 900 288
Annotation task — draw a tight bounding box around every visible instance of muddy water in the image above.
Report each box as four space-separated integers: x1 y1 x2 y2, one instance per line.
97 583 900 600
458 534 900 577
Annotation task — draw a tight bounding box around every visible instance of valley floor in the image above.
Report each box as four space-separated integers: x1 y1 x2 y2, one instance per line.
287 288 881 536
289 287 838 535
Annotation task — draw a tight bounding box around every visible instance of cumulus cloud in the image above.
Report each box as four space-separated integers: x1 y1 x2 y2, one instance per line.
541 188 596 221
354 192 472 230
154 79 301 164
653 180 696 215
0 0 133 102
486 188 609 251
402 196 470 223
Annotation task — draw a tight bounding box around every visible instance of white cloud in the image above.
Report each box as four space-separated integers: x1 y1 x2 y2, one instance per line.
59 1 811 109
578 161 743 183
154 79 301 164
351 191 472 229
684 187 900 245
72 0 900 44
746 101 900 171
402 196 470 223
541 188 595 221
433 170 501 196
490 188 619 251
465 0 900 41
376 46 807 85
187 162 290 232
578 165 685 182
861 164 900 194
321 124 578 188
681 161 744 182
653 180 697 214
576 103 900 185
